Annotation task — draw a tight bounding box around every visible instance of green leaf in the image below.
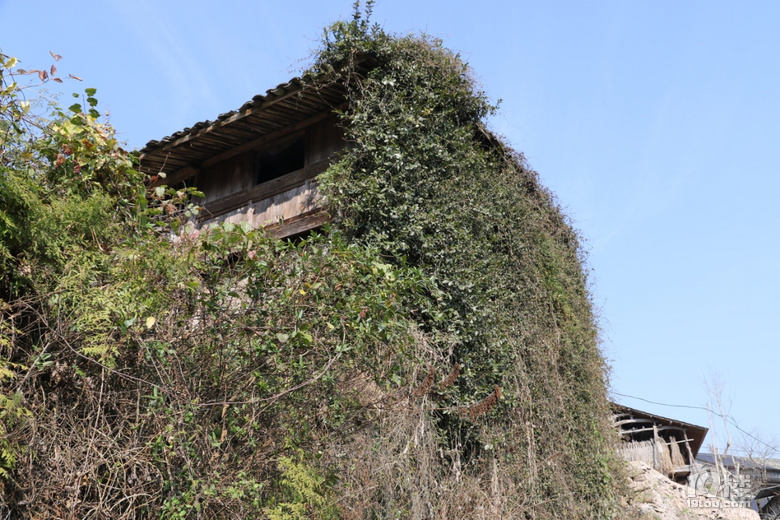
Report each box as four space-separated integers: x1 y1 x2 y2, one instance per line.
85 87 97 96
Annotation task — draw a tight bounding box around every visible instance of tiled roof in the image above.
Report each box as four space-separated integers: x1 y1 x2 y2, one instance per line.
138 72 348 179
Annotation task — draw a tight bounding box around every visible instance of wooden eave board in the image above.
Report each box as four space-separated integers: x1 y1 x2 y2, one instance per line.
139 77 347 176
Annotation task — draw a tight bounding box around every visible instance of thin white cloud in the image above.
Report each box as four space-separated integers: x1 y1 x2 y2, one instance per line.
110 1 216 130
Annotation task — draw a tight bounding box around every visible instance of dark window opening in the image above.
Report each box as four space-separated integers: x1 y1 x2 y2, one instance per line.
254 138 305 185
283 226 322 245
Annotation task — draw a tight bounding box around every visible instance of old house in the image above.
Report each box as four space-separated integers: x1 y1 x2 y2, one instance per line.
138 73 347 238
612 403 708 483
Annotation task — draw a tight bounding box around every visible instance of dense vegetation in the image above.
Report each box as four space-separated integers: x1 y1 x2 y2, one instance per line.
1 6 621 519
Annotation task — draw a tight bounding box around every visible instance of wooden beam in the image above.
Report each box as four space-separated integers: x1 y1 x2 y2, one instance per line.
268 210 330 239
198 110 337 168
139 80 341 158
198 160 330 219
149 165 198 188
146 109 339 187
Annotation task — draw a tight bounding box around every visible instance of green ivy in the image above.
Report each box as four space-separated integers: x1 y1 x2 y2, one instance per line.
313 6 621 517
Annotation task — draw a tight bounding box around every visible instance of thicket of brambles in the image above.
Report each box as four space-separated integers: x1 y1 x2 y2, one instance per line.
0 5 621 518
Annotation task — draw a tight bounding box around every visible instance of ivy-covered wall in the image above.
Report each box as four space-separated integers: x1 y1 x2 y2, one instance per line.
313 7 622 517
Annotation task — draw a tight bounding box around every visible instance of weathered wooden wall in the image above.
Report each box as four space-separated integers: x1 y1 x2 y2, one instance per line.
193 115 343 236
204 179 320 229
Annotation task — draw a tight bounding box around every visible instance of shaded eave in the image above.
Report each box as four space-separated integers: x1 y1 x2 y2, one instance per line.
756 485 780 500
611 402 709 459
138 71 348 185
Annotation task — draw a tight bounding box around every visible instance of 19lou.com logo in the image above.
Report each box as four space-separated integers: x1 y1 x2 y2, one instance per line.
686 470 752 508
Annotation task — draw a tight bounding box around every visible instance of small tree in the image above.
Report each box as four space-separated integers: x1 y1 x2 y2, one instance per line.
704 374 778 502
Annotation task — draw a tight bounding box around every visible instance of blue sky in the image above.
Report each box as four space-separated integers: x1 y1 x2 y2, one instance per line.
2 0 778 455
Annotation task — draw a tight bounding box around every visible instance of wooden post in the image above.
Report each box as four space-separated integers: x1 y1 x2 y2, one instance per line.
653 423 659 471
684 436 695 470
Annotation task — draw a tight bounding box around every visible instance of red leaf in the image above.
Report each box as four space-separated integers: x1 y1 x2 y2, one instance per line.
52 78 63 83
49 51 62 61
17 69 27 74
69 74 83 81
38 70 47 82
50 64 57 76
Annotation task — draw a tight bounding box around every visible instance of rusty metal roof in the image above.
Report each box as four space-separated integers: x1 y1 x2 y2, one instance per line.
138 71 348 179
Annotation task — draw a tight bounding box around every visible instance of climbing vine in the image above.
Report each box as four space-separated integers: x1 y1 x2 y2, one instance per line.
314 4 621 517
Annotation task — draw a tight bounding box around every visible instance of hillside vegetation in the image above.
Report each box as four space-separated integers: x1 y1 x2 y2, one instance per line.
0 8 621 519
